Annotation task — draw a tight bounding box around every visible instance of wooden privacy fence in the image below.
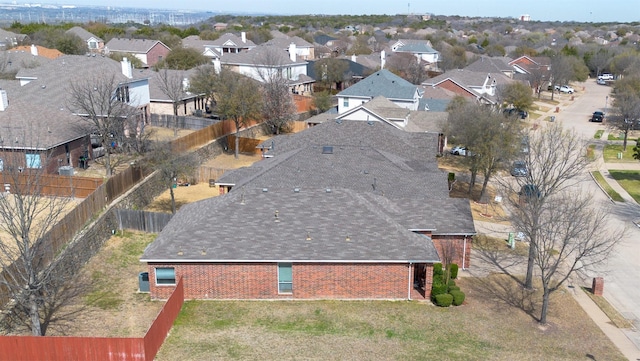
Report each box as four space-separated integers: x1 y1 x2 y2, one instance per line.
149 113 219 130
0 278 184 361
0 165 151 307
293 95 314 114
196 166 228 184
0 173 103 198
116 209 173 233
227 135 262 154
170 120 235 153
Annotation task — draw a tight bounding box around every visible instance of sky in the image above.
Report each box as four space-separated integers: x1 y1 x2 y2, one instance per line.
44 0 638 23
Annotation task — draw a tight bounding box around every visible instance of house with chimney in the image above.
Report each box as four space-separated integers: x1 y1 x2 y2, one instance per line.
336 69 423 114
217 43 314 95
206 32 256 55
105 38 171 67
1 55 150 173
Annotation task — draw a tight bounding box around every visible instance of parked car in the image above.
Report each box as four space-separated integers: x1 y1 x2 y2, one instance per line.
450 146 470 156
596 78 607 85
518 184 541 203
598 73 614 80
590 111 604 122
558 85 574 94
503 108 528 119
510 160 528 177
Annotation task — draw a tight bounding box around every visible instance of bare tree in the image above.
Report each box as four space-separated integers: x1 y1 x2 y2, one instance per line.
146 141 200 214
313 58 348 92
0 139 85 335
188 64 218 114
386 52 427 85
610 75 640 151
548 55 574 101
214 70 263 158
525 191 622 324
67 74 142 176
499 123 592 290
156 67 187 136
253 47 297 135
445 99 521 200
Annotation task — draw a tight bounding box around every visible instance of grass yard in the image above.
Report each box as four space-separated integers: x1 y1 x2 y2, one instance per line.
594 130 604 139
53 231 163 337
155 275 624 361
591 171 625 202
609 170 640 203
603 144 638 162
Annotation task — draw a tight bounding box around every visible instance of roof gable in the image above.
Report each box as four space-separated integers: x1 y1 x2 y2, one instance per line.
337 69 420 101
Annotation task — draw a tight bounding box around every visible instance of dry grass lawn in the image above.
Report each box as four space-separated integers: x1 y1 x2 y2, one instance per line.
154 275 625 361
52 231 163 337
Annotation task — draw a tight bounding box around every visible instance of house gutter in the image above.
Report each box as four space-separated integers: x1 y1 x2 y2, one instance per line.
407 261 413 300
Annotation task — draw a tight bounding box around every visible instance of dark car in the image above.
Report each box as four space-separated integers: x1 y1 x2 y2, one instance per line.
503 108 528 119
510 161 528 177
518 184 541 204
590 111 604 122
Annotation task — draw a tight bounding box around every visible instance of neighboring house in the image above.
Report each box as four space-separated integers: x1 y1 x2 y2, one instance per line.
10 44 63 60
390 39 440 70
141 119 475 300
206 32 256 54
140 68 206 116
8 55 151 172
423 69 515 105
464 56 516 79
0 28 29 49
336 69 423 113
65 26 104 53
307 57 373 91
264 36 315 60
217 43 314 95
181 35 222 59
105 38 171 67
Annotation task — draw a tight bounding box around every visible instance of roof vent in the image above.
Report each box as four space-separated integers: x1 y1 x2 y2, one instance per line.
335 119 342 124
274 210 280 223
326 188 332 193
322 146 333 154
262 188 268 192
294 188 300 193
367 120 374 126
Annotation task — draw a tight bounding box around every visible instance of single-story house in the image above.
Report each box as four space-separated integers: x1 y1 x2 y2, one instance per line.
105 38 171 67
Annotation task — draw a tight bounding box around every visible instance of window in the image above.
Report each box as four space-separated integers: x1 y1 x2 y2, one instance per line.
343 97 349 108
155 267 176 285
89 41 97 49
25 153 41 168
116 85 130 103
278 263 292 293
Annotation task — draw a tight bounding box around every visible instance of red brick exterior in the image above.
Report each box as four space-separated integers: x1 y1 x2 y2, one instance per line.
148 262 432 301
0 136 89 174
592 277 604 296
434 79 477 98
145 43 171 67
420 233 472 269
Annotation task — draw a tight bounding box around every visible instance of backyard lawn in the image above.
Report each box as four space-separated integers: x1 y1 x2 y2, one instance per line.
154 276 624 361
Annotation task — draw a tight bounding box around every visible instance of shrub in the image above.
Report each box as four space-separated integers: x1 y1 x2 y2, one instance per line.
432 274 442 285
431 283 448 301
449 263 459 279
448 285 460 292
447 279 456 287
450 290 466 306
435 293 453 307
433 263 443 276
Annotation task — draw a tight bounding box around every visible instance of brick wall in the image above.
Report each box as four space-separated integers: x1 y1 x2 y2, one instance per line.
146 43 170 67
430 234 472 269
148 262 425 300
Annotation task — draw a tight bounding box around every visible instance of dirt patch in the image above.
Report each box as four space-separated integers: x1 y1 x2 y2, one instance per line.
147 126 195 142
146 183 220 212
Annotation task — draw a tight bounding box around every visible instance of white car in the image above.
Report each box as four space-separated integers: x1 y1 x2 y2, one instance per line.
598 73 614 80
450 146 471 156
558 85 574 94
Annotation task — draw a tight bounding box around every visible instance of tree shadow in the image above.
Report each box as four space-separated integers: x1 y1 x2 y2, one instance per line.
147 198 188 213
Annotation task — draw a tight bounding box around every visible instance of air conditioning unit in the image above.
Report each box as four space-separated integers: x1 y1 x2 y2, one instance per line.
58 166 74 176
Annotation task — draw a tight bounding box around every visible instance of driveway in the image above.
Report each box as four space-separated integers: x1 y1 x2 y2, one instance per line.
544 79 640 350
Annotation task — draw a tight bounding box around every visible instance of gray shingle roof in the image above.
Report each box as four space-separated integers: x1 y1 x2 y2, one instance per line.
338 69 419 101
209 33 256 48
219 44 306 67
141 187 441 263
105 38 169 54
65 26 103 42
1 55 145 150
